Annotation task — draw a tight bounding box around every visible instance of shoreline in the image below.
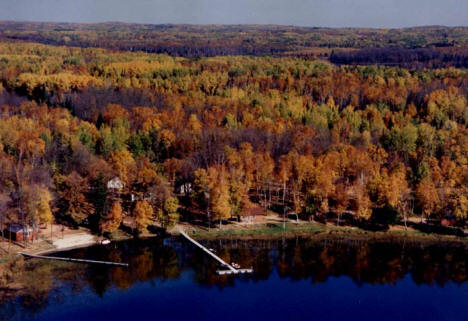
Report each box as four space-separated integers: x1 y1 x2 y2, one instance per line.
32 241 100 255
171 221 468 246
2 220 467 261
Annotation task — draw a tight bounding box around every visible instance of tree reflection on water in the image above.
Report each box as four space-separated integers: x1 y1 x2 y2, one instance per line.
1 236 468 319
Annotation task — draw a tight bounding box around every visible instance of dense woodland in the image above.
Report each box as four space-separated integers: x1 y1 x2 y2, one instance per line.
1 23 468 67
0 37 466 237
330 46 468 69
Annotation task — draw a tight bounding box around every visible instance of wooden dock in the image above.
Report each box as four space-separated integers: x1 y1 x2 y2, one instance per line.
19 252 129 267
178 229 253 275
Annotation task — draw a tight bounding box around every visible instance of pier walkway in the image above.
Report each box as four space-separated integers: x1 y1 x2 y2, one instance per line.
178 229 252 275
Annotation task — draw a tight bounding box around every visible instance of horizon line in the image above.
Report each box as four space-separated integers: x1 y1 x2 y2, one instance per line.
0 19 467 30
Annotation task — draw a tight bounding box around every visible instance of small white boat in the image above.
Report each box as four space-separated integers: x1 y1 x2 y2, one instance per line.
100 239 111 245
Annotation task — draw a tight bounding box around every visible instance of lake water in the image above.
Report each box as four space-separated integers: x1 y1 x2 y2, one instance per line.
2 236 468 321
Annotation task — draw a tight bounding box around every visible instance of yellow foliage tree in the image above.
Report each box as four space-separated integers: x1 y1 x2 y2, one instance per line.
37 188 53 240
416 177 440 222
101 201 123 234
109 150 136 186
207 167 231 228
134 200 153 233
163 196 179 228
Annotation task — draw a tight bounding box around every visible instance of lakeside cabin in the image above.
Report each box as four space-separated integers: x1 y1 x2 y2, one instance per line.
240 206 266 223
3 223 38 242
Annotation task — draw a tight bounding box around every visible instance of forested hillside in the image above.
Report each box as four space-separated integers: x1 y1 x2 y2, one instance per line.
0 40 466 235
1 22 467 67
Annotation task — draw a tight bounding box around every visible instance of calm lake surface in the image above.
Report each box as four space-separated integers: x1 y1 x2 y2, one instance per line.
2 236 468 321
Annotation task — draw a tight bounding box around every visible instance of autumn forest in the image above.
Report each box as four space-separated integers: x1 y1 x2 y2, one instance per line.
0 23 466 239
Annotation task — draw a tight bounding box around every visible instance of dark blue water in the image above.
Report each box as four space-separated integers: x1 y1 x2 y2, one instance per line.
2 237 468 321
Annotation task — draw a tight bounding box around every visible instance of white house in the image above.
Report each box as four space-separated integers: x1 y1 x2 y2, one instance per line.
107 177 124 190
175 183 192 195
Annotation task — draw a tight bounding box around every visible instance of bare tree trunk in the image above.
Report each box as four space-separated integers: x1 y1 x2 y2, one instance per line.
402 203 408 231
268 183 272 209
283 207 286 230
0 215 3 246
21 209 26 247
292 191 300 224
282 183 286 206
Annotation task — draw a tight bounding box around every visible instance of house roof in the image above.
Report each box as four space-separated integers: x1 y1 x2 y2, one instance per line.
5 223 34 233
241 206 266 217
107 177 124 189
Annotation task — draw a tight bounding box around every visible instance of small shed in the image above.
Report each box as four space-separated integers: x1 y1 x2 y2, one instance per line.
131 192 153 202
3 223 38 242
107 177 124 190
240 206 266 223
441 216 456 227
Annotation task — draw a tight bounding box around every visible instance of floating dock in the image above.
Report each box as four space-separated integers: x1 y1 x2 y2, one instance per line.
19 252 129 267
216 268 253 275
178 229 253 275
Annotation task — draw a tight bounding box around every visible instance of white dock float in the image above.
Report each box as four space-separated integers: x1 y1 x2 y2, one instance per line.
179 229 253 275
216 268 253 275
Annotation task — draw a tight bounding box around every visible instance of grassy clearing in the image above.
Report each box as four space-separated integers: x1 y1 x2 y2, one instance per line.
179 221 468 244
183 222 326 239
